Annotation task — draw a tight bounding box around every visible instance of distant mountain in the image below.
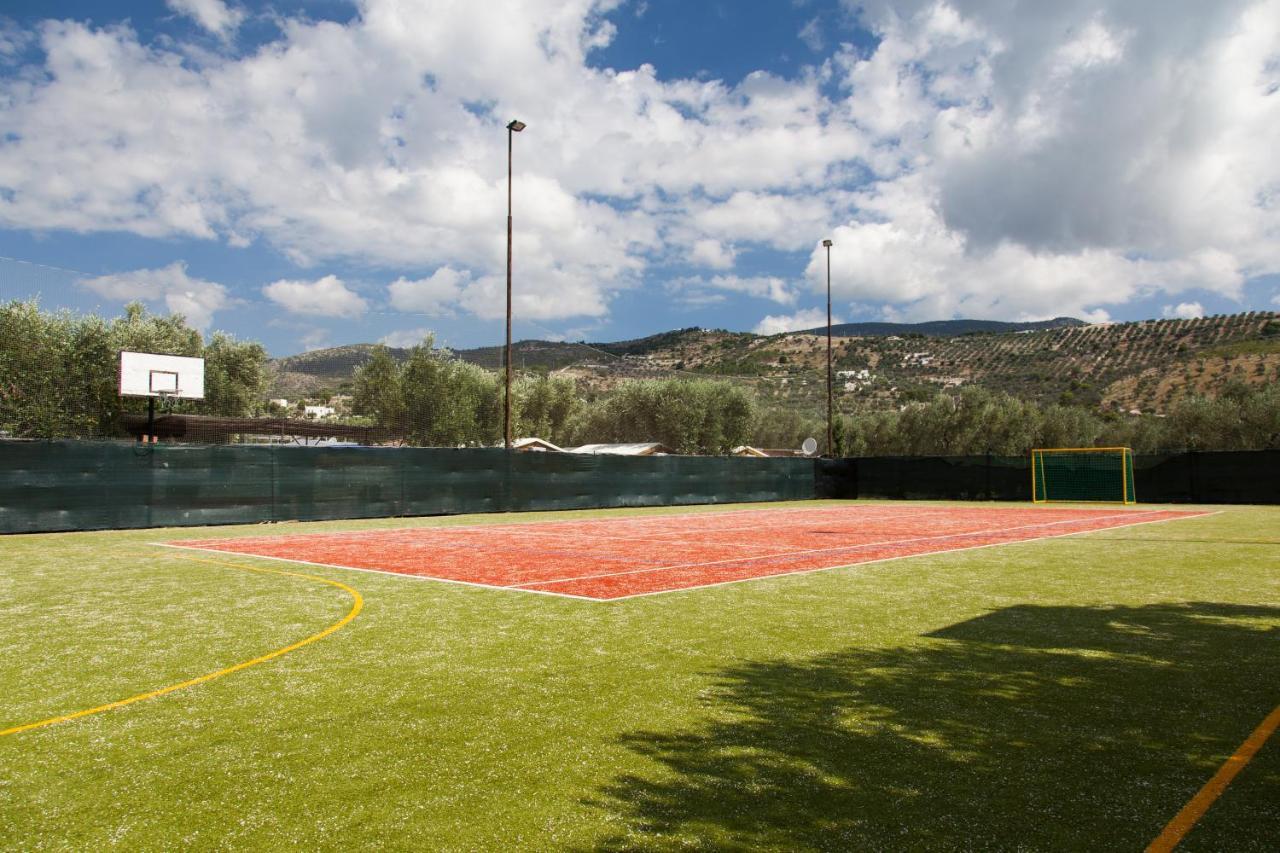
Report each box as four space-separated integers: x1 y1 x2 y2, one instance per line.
268 312 1280 414
799 317 1087 338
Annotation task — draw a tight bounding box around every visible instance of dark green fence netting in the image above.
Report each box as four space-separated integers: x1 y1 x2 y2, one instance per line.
6 443 1276 535
817 452 1280 505
0 441 816 534
819 455 1033 502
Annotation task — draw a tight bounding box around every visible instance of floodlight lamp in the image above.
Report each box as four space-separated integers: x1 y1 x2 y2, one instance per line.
507 119 526 132
822 239 833 247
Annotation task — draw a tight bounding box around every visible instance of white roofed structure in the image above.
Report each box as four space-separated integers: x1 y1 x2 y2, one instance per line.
510 437 564 452
567 442 674 456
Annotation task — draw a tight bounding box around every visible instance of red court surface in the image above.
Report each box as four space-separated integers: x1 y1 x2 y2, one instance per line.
165 504 1210 601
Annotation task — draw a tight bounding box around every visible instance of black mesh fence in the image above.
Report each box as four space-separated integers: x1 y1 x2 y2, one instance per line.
0 440 815 534
817 452 1280 505
5 442 1277 535
818 455 1033 502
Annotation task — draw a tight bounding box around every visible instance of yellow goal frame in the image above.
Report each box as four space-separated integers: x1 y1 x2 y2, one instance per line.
1031 447 1135 505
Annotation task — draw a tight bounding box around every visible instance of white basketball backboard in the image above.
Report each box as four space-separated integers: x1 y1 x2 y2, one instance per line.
119 351 205 400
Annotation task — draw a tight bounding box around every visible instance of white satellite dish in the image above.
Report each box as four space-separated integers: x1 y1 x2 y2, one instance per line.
801 437 818 456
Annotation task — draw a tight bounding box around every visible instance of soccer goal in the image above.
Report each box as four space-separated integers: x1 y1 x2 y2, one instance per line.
1031 447 1136 504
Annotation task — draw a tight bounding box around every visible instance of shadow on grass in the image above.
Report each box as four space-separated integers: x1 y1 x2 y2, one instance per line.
588 603 1279 851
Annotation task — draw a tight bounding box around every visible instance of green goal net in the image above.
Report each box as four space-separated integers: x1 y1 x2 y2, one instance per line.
1031 447 1136 504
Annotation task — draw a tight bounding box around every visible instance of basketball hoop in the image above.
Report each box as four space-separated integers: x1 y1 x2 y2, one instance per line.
119 351 204 443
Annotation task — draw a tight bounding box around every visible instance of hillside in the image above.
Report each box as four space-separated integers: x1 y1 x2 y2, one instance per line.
269 311 1280 414
803 317 1086 338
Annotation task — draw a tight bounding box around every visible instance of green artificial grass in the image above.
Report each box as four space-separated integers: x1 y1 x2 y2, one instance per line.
1 500 1277 850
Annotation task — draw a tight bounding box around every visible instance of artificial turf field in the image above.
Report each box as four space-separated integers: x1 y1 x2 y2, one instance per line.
1 499 1277 850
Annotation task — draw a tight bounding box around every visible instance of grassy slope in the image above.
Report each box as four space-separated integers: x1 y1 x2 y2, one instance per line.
1 502 1277 850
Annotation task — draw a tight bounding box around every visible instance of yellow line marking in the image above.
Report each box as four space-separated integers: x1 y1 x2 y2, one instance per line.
1146 703 1280 852
0 555 363 738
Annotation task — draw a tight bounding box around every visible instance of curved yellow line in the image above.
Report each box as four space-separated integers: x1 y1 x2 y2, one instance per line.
0 554 363 738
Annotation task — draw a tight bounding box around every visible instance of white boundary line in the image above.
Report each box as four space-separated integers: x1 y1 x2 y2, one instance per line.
176 502 1040 546
153 543 603 602
516 510 1153 587
487 507 958 550
566 508 1221 601
154 509 1218 603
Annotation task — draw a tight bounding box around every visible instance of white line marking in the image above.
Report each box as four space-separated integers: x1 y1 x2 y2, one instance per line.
500 507 950 550
516 510 1157 588
153 543 601 602
558 509 1219 601
155 509 1217 602
174 503 1014 546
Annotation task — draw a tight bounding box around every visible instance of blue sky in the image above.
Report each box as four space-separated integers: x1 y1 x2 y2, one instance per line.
1 0 1277 356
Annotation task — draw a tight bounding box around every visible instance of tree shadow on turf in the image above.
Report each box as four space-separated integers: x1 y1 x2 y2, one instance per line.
585 602 1280 851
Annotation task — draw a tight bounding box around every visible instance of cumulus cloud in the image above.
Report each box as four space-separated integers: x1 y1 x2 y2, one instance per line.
165 0 244 38
1164 302 1205 319
689 239 736 270
79 262 231 329
262 275 367 318
690 191 841 252
387 267 468 315
805 0 1279 318
672 274 796 306
754 307 839 336
380 328 434 348
0 0 1277 334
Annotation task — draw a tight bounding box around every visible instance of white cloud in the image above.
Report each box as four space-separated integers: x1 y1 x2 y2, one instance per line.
672 274 796 306
689 191 839 252
689 239 736 270
1163 302 1205 319
754 307 839 336
387 267 468 314
165 0 244 38
79 261 231 329
380 328 434 348
262 275 367 318
798 18 823 52
0 20 34 63
805 181 1240 322
0 0 1276 334
300 327 330 351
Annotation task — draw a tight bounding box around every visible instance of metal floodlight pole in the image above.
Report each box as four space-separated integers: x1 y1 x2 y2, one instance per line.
823 239 834 457
504 119 525 451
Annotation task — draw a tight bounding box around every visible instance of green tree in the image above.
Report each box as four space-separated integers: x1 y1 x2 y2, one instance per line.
352 346 406 432
566 378 755 454
352 337 500 446
512 374 581 445
750 406 823 452
0 300 266 439
200 333 269 417
0 301 84 437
